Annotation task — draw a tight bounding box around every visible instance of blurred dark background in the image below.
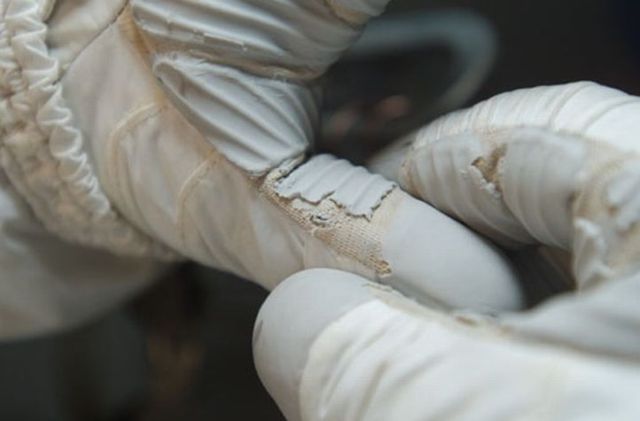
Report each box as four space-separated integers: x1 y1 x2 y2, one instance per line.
1 1 638 420
432 0 640 95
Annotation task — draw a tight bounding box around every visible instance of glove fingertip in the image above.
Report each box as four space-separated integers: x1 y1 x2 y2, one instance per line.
253 268 375 421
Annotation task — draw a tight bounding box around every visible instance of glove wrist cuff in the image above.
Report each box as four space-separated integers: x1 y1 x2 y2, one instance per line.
0 0 175 259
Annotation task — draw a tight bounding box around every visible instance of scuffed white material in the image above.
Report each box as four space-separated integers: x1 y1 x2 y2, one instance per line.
390 82 640 289
571 157 640 288
275 154 396 219
0 0 174 258
400 129 586 248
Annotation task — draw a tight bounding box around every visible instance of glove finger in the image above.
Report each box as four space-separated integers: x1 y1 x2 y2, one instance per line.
254 268 640 421
130 0 391 175
372 82 640 290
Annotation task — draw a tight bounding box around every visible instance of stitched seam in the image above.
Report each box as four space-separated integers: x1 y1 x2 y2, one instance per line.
140 32 323 83
53 0 129 78
176 152 221 252
106 102 167 235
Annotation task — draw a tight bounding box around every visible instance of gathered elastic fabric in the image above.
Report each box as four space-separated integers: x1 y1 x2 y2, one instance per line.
0 0 176 259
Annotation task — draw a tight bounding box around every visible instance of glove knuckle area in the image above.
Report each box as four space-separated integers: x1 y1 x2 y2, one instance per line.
149 54 318 174
402 127 577 248
403 82 640 288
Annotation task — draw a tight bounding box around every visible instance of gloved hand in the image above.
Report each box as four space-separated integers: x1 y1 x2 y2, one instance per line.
254 82 640 420
0 0 522 337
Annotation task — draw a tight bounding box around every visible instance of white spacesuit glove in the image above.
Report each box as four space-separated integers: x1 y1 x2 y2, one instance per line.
254 83 640 420
0 0 166 338
0 0 523 337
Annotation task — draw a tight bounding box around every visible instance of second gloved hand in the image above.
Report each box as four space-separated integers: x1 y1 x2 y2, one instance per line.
255 82 640 420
